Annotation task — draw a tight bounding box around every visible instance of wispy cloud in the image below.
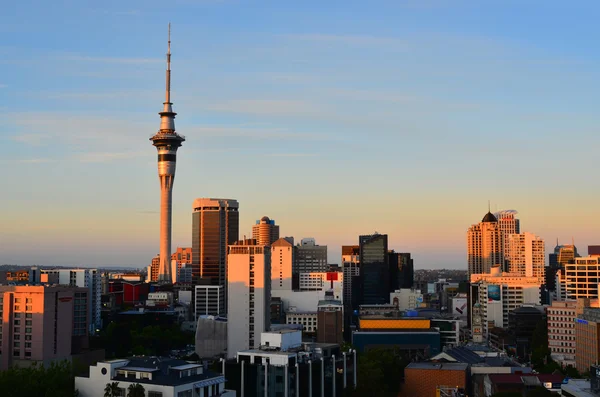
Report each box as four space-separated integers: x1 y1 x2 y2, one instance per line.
0 84 6 88
17 158 56 164
206 99 323 116
74 151 147 163
137 210 158 215
11 133 49 146
266 153 318 158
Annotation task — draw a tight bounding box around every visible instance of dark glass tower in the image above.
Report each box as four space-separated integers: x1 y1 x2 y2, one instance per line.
357 234 389 305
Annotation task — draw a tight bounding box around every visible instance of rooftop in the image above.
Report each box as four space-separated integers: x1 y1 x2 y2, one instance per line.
406 362 468 371
561 379 596 397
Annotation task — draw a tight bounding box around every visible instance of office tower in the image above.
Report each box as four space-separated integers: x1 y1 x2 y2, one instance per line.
227 239 271 357
547 300 577 367
252 216 280 247
150 25 185 283
191 198 239 286
342 245 360 305
194 285 224 319
0 286 89 370
170 247 192 284
357 233 389 305
470 266 541 333
317 290 343 344
388 251 414 292
294 238 328 274
40 269 101 334
467 211 502 277
506 232 545 282
496 210 520 271
271 237 294 290
564 257 600 299
148 255 159 282
549 241 580 267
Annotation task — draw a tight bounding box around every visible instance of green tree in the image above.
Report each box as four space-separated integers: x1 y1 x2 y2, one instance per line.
127 383 145 397
526 386 553 396
0 360 77 397
490 392 521 397
104 382 121 397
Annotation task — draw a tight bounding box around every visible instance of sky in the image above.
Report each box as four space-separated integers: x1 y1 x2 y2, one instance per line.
1 0 600 268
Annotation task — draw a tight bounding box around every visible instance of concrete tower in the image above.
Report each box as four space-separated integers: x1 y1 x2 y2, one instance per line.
251 216 280 246
150 24 185 283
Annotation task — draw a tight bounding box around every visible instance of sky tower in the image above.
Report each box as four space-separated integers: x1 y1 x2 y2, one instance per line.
150 24 185 283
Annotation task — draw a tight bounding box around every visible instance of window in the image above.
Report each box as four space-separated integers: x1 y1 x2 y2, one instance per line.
14 335 19 340
26 298 32 303
26 306 32 312
25 342 31 348
148 392 163 397
25 335 31 341
24 351 31 358
13 350 19 357
14 299 21 304
14 313 21 318
14 306 20 311
13 342 20 348
26 314 31 318
177 390 192 397
25 320 31 326
25 328 32 334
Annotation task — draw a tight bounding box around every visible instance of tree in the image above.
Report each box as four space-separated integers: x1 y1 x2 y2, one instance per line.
127 383 146 397
490 392 521 397
0 360 77 397
104 382 121 397
526 386 553 396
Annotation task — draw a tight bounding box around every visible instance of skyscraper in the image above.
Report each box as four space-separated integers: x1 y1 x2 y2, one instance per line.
252 216 280 246
342 245 360 305
271 237 294 291
467 211 502 277
191 198 239 286
496 210 520 271
356 234 389 306
227 239 271 357
507 232 545 282
150 25 185 283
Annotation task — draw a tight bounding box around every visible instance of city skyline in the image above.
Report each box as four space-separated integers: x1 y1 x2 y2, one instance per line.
3 1 600 268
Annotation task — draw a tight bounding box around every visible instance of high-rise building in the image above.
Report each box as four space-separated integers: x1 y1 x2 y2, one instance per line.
0 286 89 370
389 251 414 291
148 255 160 282
342 245 360 306
41 268 101 333
150 25 185 284
496 210 521 271
252 216 280 247
547 241 580 292
575 306 600 373
563 257 600 299
191 198 239 286
294 238 328 273
467 211 502 277
356 234 389 306
270 237 294 291
227 239 271 357
507 232 545 282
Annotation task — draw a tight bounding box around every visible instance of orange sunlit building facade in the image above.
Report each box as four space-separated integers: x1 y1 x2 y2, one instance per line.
0 285 88 370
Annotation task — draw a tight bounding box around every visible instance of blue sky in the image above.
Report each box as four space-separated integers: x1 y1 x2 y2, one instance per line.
2 0 600 268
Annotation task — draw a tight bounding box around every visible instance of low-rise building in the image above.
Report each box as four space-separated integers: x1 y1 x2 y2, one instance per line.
403 362 468 397
390 288 423 310
75 357 233 397
547 300 577 367
285 310 317 333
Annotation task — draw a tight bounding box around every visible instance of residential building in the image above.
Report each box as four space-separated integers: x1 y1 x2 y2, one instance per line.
191 198 239 287
547 300 577 367
507 232 546 283
470 266 541 333
41 268 101 333
317 291 343 344
467 211 502 277
148 254 160 282
0 285 89 370
75 357 232 397
227 239 271 357
565 257 600 299
403 363 468 397
194 285 224 319
271 237 294 291
356 234 389 306
252 216 280 247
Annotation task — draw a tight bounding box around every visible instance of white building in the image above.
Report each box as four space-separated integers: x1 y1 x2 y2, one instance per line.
547 300 577 367
41 268 101 333
507 232 545 283
227 240 271 358
470 266 541 333
75 357 233 397
496 210 520 270
194 285 224 319
390 288 423 310
146 292 173 307
285 310 318 332
271 237 294 291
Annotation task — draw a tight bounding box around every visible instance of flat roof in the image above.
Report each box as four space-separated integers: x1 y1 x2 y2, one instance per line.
561 379 596 397
264 329 302 334
171 364 203 371
407 362 468 371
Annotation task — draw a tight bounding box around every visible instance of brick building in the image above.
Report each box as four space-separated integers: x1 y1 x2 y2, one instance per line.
402 362 468 397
